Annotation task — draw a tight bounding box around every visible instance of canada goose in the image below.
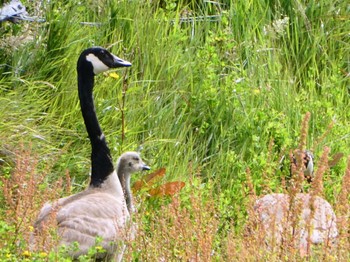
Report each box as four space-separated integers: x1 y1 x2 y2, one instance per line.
254 193 338 256
291 150 314 183
253 151 338 256
32 47 150 260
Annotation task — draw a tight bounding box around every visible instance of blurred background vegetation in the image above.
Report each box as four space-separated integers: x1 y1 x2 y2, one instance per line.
0 0 349 260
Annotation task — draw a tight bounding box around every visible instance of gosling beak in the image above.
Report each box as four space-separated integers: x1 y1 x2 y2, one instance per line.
142 165 151 171
112 54 132 68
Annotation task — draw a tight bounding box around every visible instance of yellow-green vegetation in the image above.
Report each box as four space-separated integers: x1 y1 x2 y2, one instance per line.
0 0 349 261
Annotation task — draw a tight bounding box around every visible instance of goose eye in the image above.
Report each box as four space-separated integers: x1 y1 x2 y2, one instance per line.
99 50 109 59
133 157 139 161
128 162 132 167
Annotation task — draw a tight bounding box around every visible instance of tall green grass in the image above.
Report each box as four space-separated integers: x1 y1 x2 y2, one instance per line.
0 0 349 260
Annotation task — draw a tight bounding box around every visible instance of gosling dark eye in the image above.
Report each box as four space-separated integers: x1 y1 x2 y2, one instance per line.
133 157 139 161
128 162 132 167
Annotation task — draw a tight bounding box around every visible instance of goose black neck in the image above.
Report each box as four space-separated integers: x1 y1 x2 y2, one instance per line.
77 70 114 187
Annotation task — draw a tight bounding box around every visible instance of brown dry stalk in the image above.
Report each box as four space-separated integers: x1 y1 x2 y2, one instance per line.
299 112 311 152
33 207 60 252
289 113 311 195
336 156 350 245
310 147 329 198
127 180 220 261
304 147 329 255
0 144 69 254
243 167 264 258
289 150 306 195
65 169 72 195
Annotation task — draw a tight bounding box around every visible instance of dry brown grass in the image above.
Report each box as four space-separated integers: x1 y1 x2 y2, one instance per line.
335 156 350 258
241 113 349 261
1 113 349 261
0 144 70 256
125 179 221 261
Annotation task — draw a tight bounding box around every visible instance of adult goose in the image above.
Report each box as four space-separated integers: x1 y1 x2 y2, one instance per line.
32 47 150 260
291 150 314 183
253 151 337 256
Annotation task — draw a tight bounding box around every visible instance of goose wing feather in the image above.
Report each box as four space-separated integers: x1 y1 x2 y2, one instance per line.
35 192 130 258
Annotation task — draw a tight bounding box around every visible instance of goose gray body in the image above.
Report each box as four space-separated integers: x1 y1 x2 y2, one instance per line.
35 152 149 259
254 193 338 256
32 48 149 260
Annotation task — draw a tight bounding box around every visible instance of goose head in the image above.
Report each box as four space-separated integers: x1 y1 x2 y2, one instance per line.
77 47 131 76
291 150 314 182
117 151 150 175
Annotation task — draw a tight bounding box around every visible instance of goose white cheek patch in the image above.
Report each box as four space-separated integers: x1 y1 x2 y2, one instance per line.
86 53 110 74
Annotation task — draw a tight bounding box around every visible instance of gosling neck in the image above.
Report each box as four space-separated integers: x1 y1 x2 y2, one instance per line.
117 165 133 213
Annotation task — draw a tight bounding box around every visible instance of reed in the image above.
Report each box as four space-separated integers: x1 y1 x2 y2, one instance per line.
0 0 349 260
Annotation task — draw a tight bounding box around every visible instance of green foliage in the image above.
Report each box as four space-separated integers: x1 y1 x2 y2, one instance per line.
0 0 349 260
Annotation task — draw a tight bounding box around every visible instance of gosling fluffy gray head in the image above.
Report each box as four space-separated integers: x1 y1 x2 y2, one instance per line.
117 151 150 174
116 151 150 214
